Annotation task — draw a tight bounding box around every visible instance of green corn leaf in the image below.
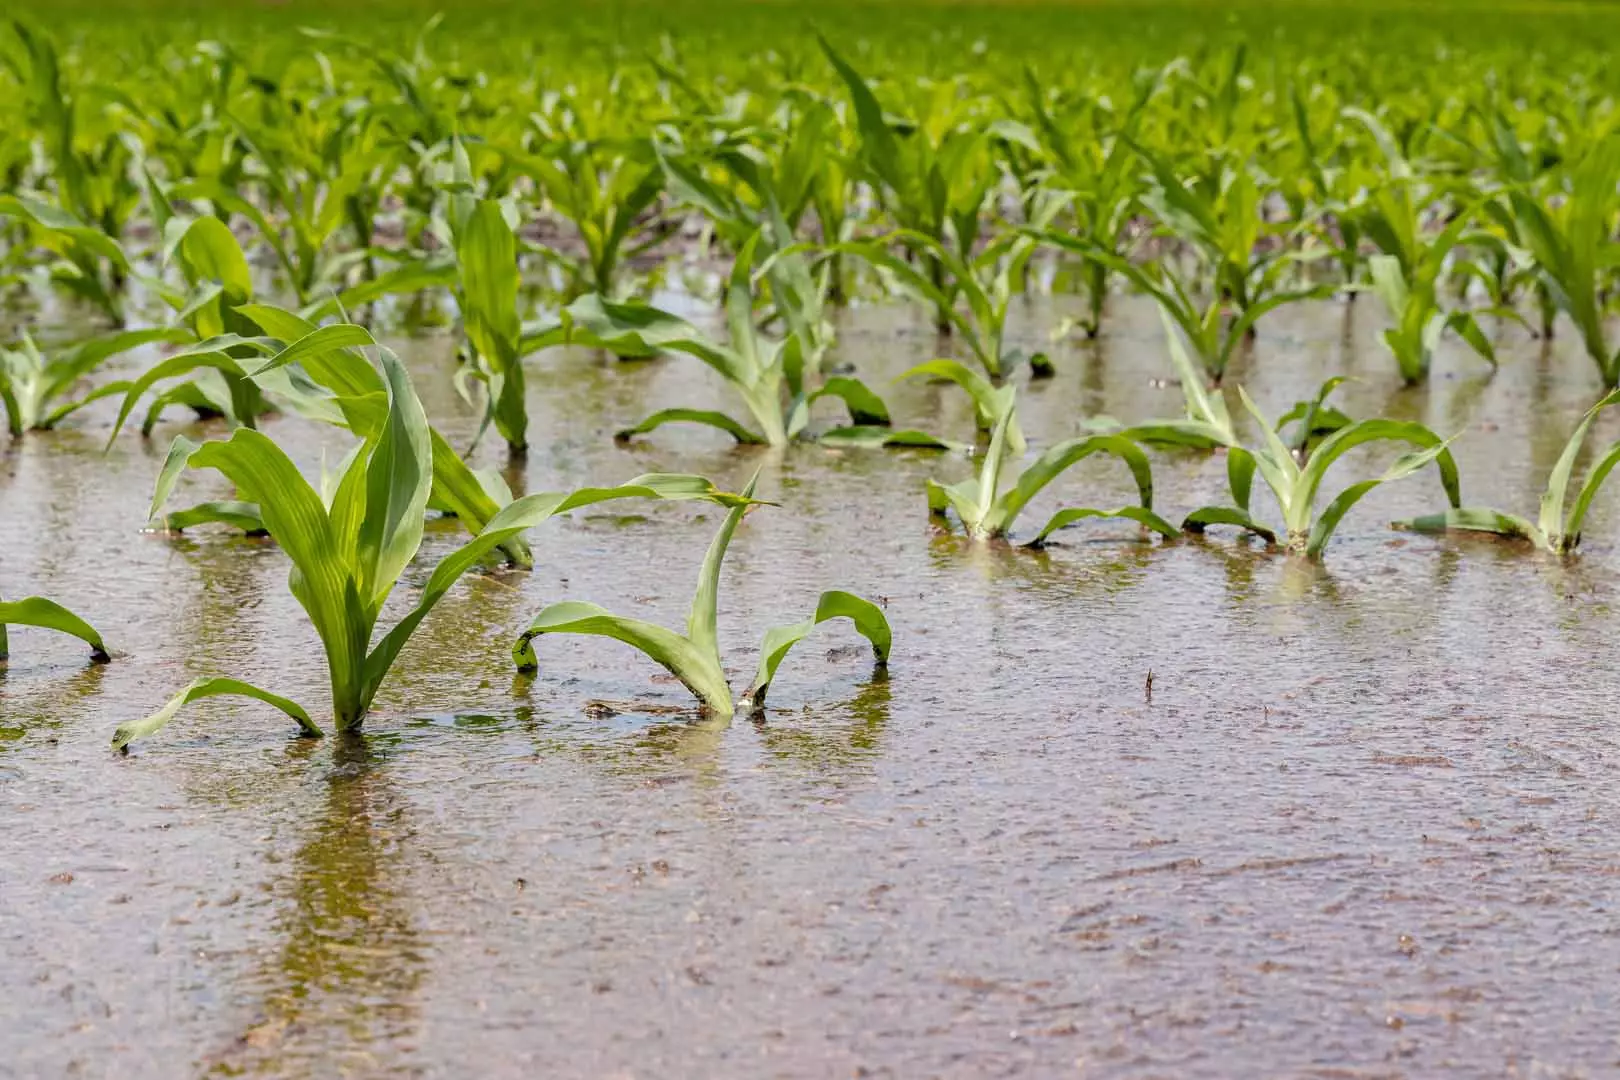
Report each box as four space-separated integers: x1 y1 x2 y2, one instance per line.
988 433 1156 538
155 500 268 535
819 426 961 451
898 359 1002 433
809 376 891 427
355 350 432 614
1180 506 1278 544
1228 446 1257 512
243 323 378 378
0 596 109 663
1293 419 1461 537
1025 506 1180 547
37 379 135 431
564 294 713 358
1561 439 1620 551
688 470 761 666
1305 441 1457 557
1236 386 1304 514
112 677 320 750
818 36 904 197
174 216 254 303
1443 311 1497 368
615 408 768 445
148 435 205 520
513 600 733 715
738 590 892 711
1393 507 1541 545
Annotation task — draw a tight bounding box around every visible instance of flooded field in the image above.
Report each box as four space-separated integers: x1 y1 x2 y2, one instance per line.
6 296 1620 1077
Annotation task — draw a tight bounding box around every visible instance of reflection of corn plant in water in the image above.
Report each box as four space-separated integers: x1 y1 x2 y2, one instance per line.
113 348 739 748
1396 388 1620 554
514 472 891 718
927 384 1175 544
0 596 110 666
1182 378 1463 558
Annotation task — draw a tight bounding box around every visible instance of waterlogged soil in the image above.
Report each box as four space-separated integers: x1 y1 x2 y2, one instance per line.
5 293 1620 1077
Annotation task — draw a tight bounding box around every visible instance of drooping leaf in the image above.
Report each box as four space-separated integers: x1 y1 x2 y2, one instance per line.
112 677 320 750
0 596 110 663
738 590 892 710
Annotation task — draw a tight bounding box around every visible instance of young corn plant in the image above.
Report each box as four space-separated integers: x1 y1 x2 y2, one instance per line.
927 384 1175 545
1395 388 1620 553
1015 65 1158 337
837 228 1055 381
139 303 532 567
1136 152 1313 323
820 37 998 332
576 236 894 448
501 105 666 300
1504 137 1620 384
1355 184 1504 382
1035 234 1324 383
512 473 891 717
0 596 110 665
0 194 129 324
1 327 187 435
1182 380 1463 558
113 347 740 749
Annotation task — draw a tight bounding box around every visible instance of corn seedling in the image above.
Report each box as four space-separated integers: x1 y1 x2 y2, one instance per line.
1395 388 1620 553
513 472 891 717
1136 151 1318 325
926 383 1175 544
576 235 892 447
113 347 742 749
820 36 998 332
1 327 188 435
1182 379 1463 557
1013 65 1159 337
1038 235 1323 383
837 228 1055 381
1501 137 1620 385
0 194 129 324
501 106 666 300
1354 182 1506 382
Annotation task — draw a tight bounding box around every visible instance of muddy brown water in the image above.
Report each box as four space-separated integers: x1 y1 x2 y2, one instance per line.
5 291 1620 1077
